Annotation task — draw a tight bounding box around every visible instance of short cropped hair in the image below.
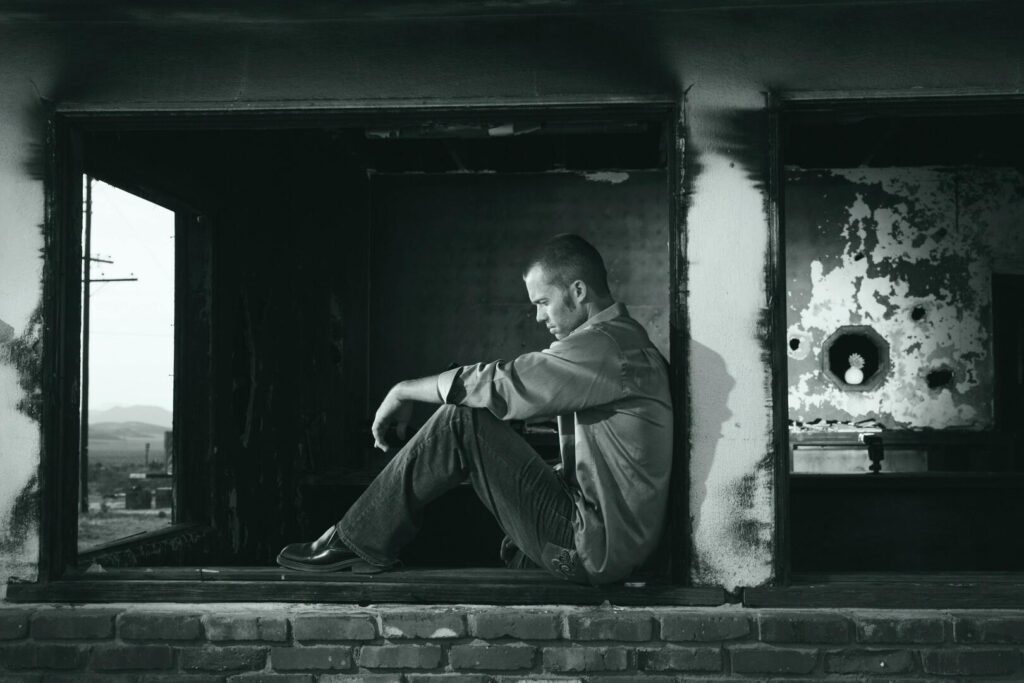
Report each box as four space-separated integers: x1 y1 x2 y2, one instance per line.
522 234 611 298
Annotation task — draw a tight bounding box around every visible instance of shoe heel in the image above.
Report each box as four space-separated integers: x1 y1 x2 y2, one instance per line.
351 559 389 574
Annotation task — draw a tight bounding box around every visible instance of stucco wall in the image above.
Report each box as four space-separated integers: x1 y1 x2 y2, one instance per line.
0 29 55 591
1 2 1023 593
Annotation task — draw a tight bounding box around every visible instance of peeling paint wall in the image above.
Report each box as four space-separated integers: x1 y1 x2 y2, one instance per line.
0 311 43 587
0 2 1022 592
787 167 1024 430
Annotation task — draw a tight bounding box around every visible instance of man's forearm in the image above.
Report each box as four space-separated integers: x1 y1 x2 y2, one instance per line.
393 374 444 404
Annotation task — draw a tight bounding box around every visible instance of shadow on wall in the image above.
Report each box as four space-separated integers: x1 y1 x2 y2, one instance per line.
688 338 735 532
689 337 776 586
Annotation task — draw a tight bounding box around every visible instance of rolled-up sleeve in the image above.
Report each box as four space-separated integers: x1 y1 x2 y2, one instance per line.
436 367 462 404
442 330 624 421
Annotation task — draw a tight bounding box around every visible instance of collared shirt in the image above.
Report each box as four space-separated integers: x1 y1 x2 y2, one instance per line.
437 302 673 583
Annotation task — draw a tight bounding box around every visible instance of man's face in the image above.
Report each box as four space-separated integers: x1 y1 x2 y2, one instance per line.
525 265 588 340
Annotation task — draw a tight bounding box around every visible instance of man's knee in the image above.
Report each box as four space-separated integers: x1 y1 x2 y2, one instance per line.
430 403 467 427
435 404 506 435
434 403 462 417
437 403 485 420
423 404 476 433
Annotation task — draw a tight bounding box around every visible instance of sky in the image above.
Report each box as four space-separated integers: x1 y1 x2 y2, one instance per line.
85 179 175 413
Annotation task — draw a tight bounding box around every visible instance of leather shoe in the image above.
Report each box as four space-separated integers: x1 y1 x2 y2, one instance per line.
276 526 389 573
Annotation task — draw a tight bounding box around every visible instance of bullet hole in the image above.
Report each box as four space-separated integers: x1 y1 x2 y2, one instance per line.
787 330 812 360
926 367 954 389
911 306 927 321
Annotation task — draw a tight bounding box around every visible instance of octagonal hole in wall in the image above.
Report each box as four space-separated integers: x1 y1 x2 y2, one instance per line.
822 325 890 392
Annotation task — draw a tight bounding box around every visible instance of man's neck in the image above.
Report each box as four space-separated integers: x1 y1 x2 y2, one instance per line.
583 298 615 320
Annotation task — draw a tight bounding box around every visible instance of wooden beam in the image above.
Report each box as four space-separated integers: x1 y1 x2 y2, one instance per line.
7 570 726 606
745 579 1024 609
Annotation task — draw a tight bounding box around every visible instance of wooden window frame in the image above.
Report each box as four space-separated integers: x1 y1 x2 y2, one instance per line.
759 92 1024 608
6 99 724 606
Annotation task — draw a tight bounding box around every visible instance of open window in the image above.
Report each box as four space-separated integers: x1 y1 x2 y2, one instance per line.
78 179 177 554
781 102 1024 574
17 105 711 605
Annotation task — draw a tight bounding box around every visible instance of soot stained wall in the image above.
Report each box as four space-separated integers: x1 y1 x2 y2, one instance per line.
787 167 1024 430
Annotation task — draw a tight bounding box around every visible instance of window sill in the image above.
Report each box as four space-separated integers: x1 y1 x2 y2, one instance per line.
744 573 1024 608
6 568 725 606
78 522 211 563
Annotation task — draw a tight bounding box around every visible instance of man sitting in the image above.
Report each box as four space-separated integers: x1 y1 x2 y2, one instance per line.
277 234 673 584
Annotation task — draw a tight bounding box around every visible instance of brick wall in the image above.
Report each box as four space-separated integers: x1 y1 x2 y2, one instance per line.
1 604 1023 680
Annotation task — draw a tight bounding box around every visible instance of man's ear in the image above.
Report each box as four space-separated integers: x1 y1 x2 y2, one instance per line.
571 279 588 304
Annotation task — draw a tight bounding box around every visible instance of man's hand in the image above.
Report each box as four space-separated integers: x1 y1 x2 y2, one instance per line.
371 385 415 453
370 375 445 453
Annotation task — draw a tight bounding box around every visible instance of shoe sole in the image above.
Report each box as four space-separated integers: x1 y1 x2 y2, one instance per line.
275 552 389 574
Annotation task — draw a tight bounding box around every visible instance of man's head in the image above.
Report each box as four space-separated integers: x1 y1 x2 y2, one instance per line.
522 234 613 340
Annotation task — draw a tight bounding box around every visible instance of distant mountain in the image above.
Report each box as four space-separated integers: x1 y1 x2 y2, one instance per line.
89 421 168 441
89 405 172 428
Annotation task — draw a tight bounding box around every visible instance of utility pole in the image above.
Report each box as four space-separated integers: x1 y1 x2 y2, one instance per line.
80 178 92 514
80 176 139 515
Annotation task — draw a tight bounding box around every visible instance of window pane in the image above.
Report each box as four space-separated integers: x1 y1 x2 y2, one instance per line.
79 178 176 552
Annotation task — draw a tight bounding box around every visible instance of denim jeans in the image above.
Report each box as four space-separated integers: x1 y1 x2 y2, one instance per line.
335 404 584 582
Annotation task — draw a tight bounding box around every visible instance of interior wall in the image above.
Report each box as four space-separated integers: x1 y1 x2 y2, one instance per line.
368 170 670 408
787 167 1024 430
203 133 371 562
1 2 1023 592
